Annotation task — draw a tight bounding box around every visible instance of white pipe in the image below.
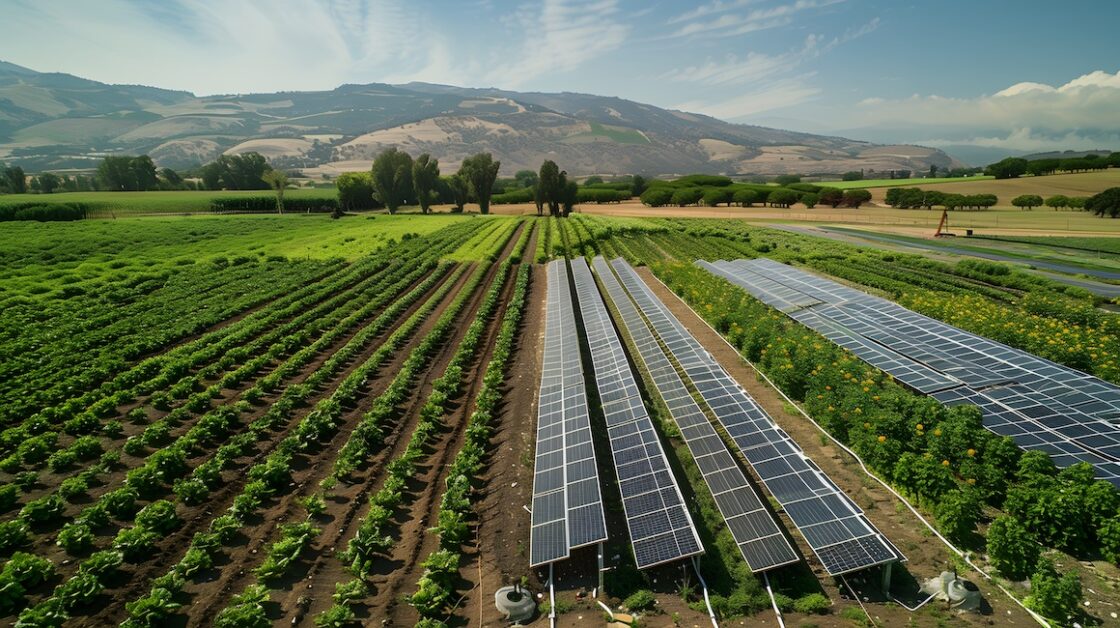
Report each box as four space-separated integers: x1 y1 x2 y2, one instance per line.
596 600 614 618
645 270 1053 628
763 572 786 628
888 591 938 612
548 563 556 628
840 575 874 625
692 557 719 628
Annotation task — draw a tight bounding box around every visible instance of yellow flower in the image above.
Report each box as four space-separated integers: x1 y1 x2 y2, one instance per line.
916 423 924 431
942 460 950 466
877 435 887 443
967 448 976 457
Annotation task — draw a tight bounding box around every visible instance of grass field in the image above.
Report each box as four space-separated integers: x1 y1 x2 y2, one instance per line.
868 169 1120 207
981 235 1120 256
817 175 994 189
0 188 338 215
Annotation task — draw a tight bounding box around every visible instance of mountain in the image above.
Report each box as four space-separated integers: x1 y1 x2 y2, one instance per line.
0 61 961 176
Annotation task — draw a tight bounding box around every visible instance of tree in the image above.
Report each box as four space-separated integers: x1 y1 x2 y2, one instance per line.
370 148 414 214
732 189 757 207
842 171 863 181
986 516 1040 580
561 181 579 217
819 188 844 208
199 153 271 190
670 188 703 206
35 173 61 194
583 176 604 186
842 189 872 208
513 169 537 189
985 157 1029 179
774 174 801 185
1011 194 1043 210
445 175 469 214
1045 195 1069 211
459 153 500 215
412 154 440 214
537 160 565 217
2 166 27 194
336 172 377 211
1086 188 1120 218
769 189 799 208
800 193 819 209
631 175 647 197
159 168 182 189
1027 559 1083 624
928 164 938 178
640 187 673 207
934 489 980 545
702 188 732 207
261 170 289 214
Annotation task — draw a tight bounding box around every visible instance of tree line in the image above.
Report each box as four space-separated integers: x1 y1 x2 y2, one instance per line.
335 149 501 215
885 188 999 210
638 176 873 209
985 152 1120 179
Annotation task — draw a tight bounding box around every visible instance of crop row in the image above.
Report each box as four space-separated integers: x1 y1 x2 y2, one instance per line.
47 263 475 628
405 261 531 625
213 232 522 626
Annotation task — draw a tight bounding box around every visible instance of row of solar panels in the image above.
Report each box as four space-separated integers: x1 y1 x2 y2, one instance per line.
529 260 608 567
609 258 903 576
701 258 1120 487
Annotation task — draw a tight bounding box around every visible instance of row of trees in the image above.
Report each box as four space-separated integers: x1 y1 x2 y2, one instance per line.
337 149 502 215
986 153 1120 179
884 188 999 210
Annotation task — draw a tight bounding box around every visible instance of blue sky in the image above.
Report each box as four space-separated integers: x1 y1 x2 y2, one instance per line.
3 0 1119 157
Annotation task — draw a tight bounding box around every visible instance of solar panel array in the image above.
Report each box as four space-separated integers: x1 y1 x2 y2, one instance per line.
569 258 704 569
529 260 608 567
611 258 902 576
701 258 1120 486
592 257 799 572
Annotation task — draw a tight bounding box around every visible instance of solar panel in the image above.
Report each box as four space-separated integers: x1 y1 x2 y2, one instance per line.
529 260 608 567
569 258 704 569
705 258 1120 487
612 259 901 576
593 257 799 572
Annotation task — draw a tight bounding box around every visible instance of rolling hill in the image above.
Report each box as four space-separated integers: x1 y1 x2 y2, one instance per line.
0 61 961 177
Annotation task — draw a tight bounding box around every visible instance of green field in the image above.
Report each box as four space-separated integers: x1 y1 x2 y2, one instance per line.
0 188 338 215
980 235 1120 256
814 176 994 189
0 213 474 266
563 121 650 145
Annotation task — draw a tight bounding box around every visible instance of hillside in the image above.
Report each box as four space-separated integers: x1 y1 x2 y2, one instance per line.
0 61 961 176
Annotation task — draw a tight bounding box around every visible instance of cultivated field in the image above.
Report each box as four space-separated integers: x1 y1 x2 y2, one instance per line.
0 188 338 215
1 212 1119 627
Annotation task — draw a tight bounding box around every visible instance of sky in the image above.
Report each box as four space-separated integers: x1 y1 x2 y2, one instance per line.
3 0 1119 160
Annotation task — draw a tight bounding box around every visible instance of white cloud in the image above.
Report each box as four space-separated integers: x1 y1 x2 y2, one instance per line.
674 76 822 119
854 70 1120 133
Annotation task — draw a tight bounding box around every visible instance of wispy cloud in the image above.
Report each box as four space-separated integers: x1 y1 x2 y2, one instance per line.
671 0 846 38
488 0 630 86
674 76 822 118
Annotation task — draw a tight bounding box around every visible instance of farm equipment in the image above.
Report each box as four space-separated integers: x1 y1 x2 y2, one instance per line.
933 209 955 237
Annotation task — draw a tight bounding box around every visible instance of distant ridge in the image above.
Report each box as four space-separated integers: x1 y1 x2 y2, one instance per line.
0 61 961 176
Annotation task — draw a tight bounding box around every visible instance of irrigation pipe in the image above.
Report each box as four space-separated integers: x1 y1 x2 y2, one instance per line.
645 269 1052 628
548 563 557 628
691 556 720 628
763 572 786 628
840 575 875 625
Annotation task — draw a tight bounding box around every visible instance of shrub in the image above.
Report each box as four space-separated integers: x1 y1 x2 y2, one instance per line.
623 589 657 611
793 593 831 615
986 516 1040 580
1027 559 1083 623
